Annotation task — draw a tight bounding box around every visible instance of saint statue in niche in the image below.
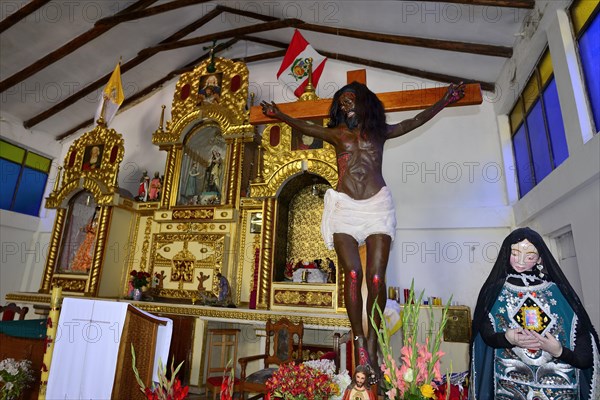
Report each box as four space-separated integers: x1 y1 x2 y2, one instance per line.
71 207 100 272
57 191 98 273
177 126 226 206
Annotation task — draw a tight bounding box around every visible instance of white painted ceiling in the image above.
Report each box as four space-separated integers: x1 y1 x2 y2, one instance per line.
1 1 543 140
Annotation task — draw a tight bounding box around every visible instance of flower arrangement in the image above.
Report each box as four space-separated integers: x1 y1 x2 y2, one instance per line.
302 359 351 400
371 281 451 400
266 361 335 400
130 269 151 289
434 372 468 400
0 358 34 400
131 345 189 400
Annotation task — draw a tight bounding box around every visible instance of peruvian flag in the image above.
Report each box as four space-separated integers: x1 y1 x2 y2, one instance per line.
277 30 327 97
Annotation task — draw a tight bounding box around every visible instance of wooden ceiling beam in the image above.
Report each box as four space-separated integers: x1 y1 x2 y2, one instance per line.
139 19 302 55
215 4 279 22
319 50 495 91
241 36 495 91
299 22 512 58
24 8 224 129
95 0 213 26
235 50 287 64
0 0 52 33
0 0 156 93
420 0 535 8
56 39 238 141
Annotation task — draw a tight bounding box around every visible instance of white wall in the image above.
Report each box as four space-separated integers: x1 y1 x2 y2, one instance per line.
0 61 524 315
0 113 60 305
1 3 598 328
505 8 600 328
248 59 514 310
491 6 600 329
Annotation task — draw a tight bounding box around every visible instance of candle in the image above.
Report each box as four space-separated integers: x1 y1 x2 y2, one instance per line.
39 286 62 399
50 286 62 307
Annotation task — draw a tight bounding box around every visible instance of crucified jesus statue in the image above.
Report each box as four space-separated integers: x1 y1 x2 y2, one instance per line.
261 81 465 383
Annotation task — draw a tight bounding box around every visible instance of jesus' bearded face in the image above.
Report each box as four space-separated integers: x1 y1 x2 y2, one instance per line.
339 91 358 129
354 371 366 388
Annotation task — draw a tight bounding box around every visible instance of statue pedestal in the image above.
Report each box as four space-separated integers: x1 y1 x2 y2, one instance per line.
270 282 337 312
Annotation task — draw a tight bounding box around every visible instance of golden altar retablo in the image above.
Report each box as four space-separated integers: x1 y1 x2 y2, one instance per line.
37 55 345 314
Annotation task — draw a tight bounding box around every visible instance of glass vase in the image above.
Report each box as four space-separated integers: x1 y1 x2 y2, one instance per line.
132 288 142 301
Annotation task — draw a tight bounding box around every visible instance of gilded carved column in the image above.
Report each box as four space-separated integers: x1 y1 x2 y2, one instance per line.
257 197 276 309
86 206 111 296
226 139 241 205
161 144 182 209
39 208 66 293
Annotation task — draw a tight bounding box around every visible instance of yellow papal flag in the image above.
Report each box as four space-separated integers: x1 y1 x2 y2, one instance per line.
95 62 125 126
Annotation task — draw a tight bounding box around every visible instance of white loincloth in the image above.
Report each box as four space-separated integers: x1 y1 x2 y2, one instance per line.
321 187 397 250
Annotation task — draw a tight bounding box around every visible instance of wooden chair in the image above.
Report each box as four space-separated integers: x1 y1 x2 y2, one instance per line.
205 328 240 400
0 303 29 321
238 318 304 399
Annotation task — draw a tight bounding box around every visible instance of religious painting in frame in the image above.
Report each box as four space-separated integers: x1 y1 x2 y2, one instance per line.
250 212 263 234
511 294 555 335
198 72 223 105
81 144 104 171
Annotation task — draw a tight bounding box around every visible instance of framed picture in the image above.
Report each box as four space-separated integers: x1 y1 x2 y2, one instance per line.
198 72 223 104
250 212 263 234
511 294 554 335
81 144 104 171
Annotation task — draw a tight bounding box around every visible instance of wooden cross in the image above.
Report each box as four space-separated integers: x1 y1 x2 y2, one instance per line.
249 69 482 125
203 40 218 73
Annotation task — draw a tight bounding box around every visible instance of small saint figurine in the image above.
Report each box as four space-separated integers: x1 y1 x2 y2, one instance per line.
137 170 150 201
342 365 376 400
216 272 232 305
149 171 162 201
284 258 295 280
326 257 336 283
197 271 210 291
154 271 166 289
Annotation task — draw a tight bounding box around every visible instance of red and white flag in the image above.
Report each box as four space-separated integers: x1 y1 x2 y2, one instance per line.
277 30 327 97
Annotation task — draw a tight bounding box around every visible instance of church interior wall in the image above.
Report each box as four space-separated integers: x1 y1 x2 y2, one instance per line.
0 113 60 303
1 2 598 333
494 6 600 328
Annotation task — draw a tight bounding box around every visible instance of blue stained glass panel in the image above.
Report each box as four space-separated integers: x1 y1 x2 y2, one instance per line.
526 100 553 183
0 158 21 210
513 124 534 197
579 12 600 131
543 78 569 167
12 167 48 216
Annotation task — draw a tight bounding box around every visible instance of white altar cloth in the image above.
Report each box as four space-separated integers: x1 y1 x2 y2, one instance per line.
46 298 172 399
292 268 327 283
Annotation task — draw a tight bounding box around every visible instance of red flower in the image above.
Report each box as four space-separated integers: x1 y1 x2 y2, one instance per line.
435 382 468 400
266 362 333 399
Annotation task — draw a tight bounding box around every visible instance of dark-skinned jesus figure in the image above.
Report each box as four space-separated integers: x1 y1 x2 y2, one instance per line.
261 81 465 383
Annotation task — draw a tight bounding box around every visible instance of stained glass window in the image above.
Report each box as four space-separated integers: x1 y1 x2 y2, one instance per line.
508 50 569 198
0 139 52 216
571 1 600 132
